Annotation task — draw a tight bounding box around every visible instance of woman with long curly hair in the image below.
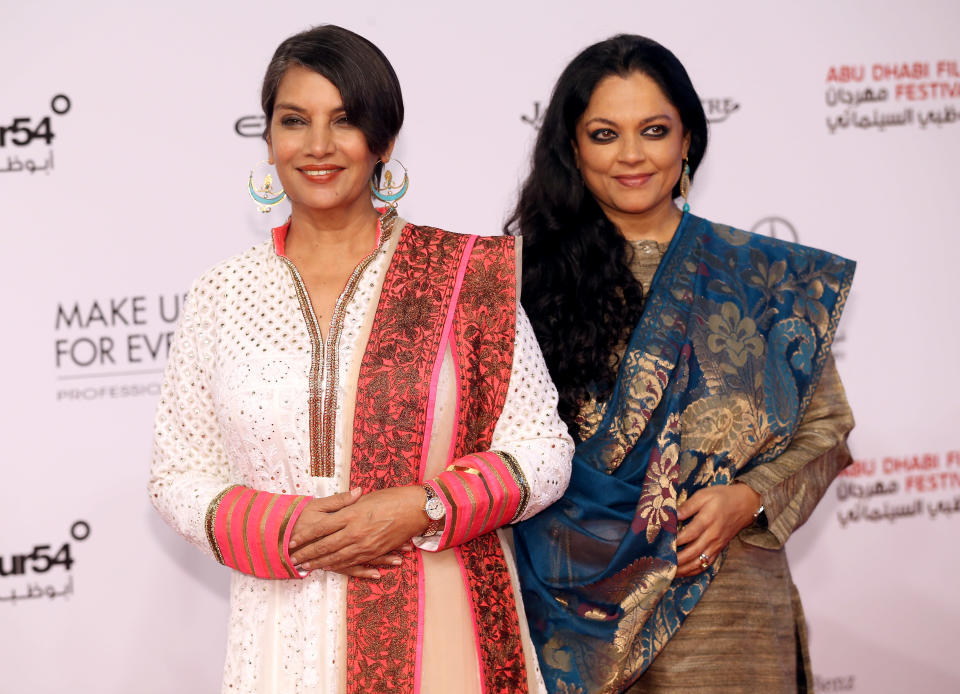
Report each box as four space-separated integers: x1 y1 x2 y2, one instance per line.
509 35 855 693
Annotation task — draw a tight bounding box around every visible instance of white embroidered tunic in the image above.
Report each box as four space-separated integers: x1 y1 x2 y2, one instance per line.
149 218 573 694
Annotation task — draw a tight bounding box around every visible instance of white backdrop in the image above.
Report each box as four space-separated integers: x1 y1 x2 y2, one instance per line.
2 1 958 692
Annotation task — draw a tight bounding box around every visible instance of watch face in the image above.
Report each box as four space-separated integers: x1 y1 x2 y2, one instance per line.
425 496 445 520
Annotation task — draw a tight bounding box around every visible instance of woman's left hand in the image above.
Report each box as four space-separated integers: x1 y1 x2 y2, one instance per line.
675 483 761 577
290 486 428 573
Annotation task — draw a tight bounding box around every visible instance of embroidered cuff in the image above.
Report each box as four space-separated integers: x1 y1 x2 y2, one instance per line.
426 451 530 550
204 485 310 579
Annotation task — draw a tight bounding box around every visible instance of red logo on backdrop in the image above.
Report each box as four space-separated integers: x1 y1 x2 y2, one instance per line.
824 60 960 133
836 450 960 528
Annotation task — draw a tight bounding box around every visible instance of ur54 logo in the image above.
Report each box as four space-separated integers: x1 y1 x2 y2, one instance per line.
0 520 89 576
0 94 71 148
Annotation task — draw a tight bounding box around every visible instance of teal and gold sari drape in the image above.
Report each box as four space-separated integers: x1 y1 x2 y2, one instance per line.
515 214 855 694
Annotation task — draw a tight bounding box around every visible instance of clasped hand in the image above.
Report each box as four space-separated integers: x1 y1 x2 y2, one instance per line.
675 483 762 577
289 486 427 579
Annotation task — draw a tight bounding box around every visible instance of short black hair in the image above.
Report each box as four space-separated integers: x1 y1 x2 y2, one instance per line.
260 24 404 166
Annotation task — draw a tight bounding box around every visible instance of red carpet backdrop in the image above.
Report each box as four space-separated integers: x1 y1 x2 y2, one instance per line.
2 1 957 692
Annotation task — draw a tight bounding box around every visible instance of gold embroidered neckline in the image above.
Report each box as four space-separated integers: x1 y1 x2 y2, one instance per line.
280 209 399 477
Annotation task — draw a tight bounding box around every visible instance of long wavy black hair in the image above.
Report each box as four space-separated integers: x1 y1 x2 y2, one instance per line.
505 35 708 435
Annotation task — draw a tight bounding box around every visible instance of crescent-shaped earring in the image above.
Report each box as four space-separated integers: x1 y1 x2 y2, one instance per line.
248 160 286 213
370 159 409 208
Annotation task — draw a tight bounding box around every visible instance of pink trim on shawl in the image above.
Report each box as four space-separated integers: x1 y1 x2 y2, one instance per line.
413 238 480 690
446 343 462 468
456 546 488 694
413 550 426 694
345 227 526 692
419 235 478 482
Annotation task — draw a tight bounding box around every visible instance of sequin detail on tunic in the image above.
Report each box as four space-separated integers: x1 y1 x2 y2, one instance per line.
205 484 239 564
276 209 398 477
148 213 574 693
494 451 530 522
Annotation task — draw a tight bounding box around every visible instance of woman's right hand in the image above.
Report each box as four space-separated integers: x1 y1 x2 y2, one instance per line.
675 483 761 576
290 489 412 579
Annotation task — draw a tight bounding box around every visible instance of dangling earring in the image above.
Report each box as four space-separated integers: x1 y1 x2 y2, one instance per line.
248 160 286 213
370 159 409 208
680 158 691 213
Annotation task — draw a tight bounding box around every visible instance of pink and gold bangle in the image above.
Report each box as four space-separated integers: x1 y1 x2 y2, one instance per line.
205 485 310 579
427 450 530 550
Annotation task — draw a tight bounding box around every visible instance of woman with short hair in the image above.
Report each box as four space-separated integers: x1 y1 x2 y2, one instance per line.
150 24 572 694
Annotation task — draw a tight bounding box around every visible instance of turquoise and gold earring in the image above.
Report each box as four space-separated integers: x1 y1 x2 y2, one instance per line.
248 161 286 213
680 158 691 213
370 159 409 208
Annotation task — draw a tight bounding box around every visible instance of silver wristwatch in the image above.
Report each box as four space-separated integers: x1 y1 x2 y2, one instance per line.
423 484 446 536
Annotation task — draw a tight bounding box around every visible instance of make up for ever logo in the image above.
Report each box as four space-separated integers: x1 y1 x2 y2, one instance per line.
53 292 186 402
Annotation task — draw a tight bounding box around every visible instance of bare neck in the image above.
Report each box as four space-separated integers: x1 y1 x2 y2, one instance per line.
285 200 381 262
